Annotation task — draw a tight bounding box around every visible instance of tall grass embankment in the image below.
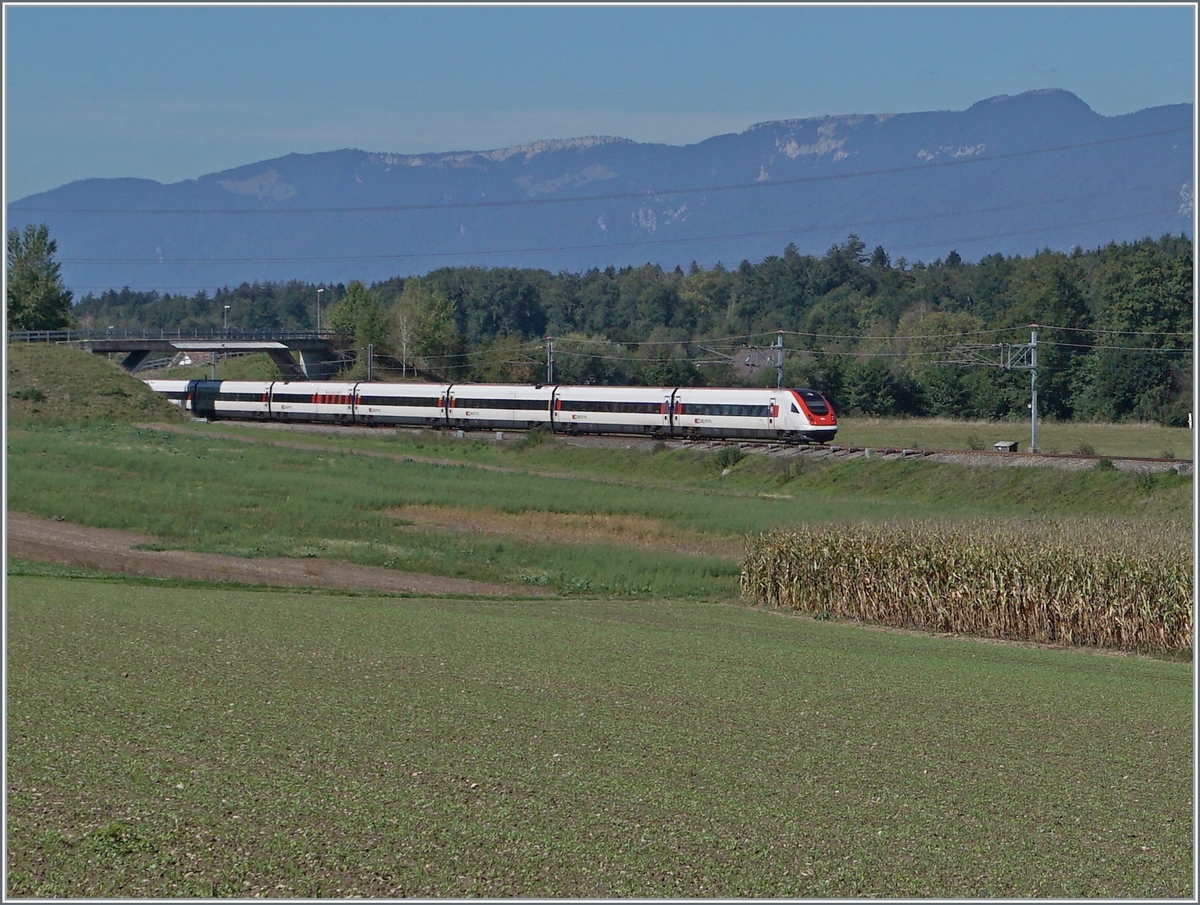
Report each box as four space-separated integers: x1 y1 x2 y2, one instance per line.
6 342 183 425
742 518 1193 654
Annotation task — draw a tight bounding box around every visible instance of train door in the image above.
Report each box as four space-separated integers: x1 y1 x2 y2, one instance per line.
768 396 777 430
191 380 222 420
663 393 674 436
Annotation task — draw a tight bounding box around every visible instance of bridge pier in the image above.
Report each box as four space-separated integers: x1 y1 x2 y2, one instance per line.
121 349 152 373
296 348 345 380
265 349 305 379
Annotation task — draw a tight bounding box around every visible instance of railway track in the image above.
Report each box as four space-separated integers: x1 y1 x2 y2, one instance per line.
668 438 1192 474
193 417 1194 475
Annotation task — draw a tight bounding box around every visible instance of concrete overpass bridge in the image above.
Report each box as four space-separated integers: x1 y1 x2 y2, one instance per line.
7 328 353 379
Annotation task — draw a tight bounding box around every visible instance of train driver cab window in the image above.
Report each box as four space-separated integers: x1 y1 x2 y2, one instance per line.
791 402 800 413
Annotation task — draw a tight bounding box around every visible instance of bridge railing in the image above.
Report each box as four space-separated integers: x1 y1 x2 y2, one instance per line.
7 328 347 343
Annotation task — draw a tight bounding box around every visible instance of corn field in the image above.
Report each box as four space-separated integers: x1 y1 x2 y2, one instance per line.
741 519 1193 653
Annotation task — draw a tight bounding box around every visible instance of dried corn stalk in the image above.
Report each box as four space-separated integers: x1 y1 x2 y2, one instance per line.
741 519 1193 653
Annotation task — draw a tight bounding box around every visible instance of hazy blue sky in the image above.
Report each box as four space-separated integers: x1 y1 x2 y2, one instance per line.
4 3 1196 201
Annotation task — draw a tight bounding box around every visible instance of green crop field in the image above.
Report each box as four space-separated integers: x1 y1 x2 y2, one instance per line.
5 344 1196 896
6 576 1193 898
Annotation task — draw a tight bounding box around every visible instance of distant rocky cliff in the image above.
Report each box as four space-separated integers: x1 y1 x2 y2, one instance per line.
8 89 1193 294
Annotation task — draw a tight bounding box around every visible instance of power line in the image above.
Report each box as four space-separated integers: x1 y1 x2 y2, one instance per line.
778 326 1017 341
159 334 1190 375
779 324 1193 343
545 325 1193 347
881 207 1188 255
450 331 1196 365
57 205 1186 266
1038 323 1193 337
19 126 1190 216
1040 340 1192 353
63 316 1190 354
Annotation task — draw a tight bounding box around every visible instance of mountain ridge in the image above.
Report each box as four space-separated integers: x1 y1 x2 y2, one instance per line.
8 89 1193 294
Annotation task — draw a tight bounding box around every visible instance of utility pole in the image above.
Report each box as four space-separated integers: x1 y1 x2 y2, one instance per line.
367 343 374 382
1029 325 1039 454
316 288 325 334
950 324 1040 452
774 331 785 389
218 305 231 376
546 336 554 384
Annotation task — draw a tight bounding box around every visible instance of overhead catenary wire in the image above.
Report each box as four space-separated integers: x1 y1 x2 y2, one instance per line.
369 331 1190 371
1039 340 1192 353
1038 324 1194 337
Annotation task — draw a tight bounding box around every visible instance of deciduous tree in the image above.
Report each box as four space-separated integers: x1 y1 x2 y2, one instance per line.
396 279 466 377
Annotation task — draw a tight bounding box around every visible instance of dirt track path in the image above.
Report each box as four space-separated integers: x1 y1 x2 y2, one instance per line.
6 511 553 597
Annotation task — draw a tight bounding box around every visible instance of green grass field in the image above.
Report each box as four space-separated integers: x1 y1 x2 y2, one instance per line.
835 415 1194 460
6 576 1192 898
6 420 1191 598
5 343 1195 896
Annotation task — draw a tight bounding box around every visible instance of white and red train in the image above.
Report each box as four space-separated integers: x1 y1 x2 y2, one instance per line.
145 379 838 443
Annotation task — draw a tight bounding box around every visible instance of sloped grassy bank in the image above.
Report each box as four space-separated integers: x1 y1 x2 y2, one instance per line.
742 518 1193 654
6 342 183 425
8 420 1192 600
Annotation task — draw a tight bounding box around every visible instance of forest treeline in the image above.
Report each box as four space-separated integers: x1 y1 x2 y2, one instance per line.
74 235 1193 425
